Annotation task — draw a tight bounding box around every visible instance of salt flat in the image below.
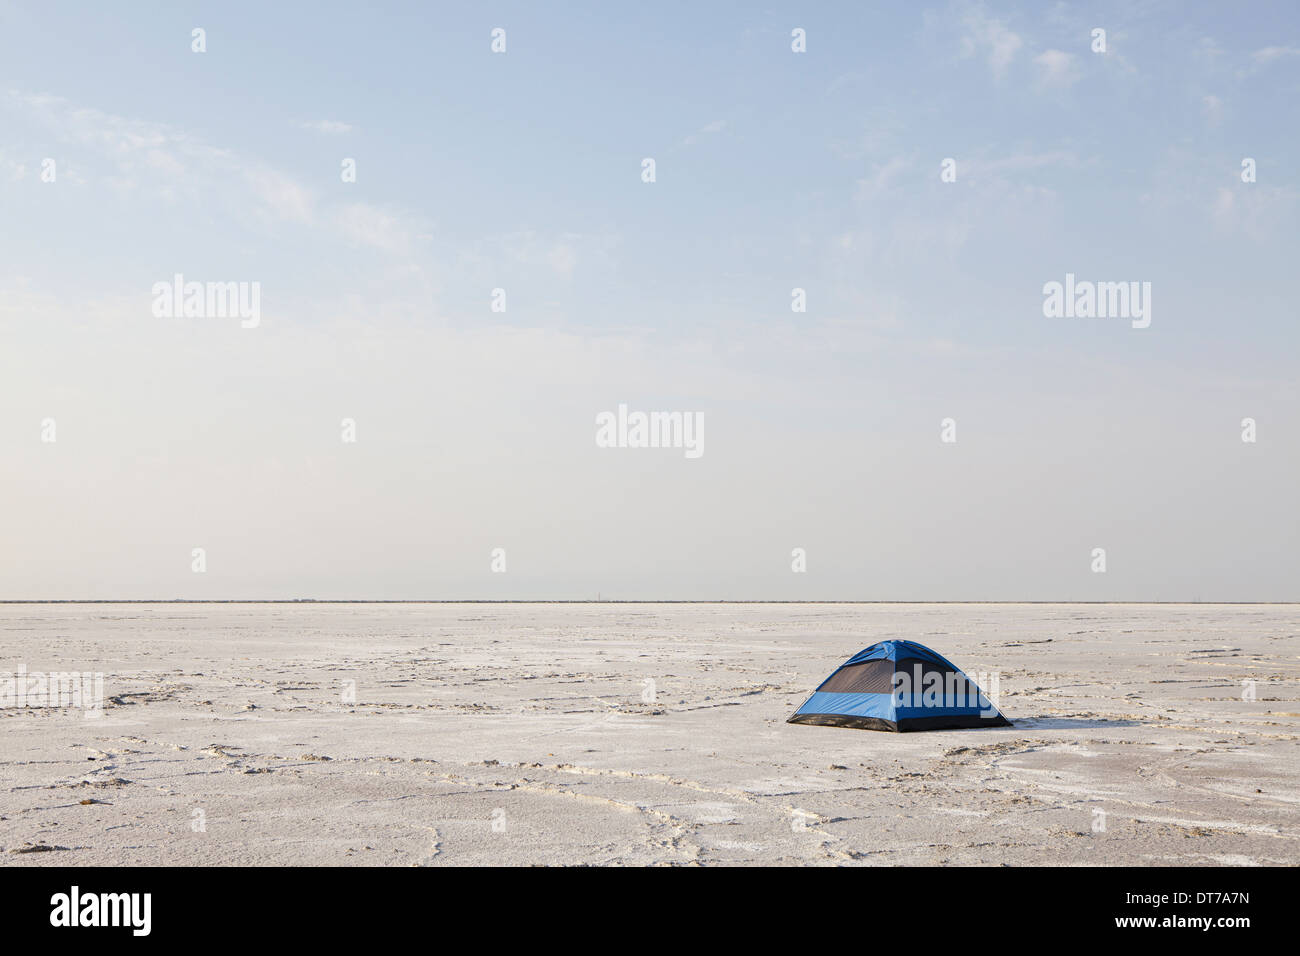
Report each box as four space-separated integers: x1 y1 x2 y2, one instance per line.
1 603 1296 866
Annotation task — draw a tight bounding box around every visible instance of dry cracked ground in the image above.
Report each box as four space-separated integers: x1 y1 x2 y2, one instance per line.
1 603 1296 866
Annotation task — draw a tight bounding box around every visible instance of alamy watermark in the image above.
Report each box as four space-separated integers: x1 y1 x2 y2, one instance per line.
151 274 261 328
891 664 1002 718
595 404 703 459
1042 273 1150 329
1 664 104 717
50 886 151 936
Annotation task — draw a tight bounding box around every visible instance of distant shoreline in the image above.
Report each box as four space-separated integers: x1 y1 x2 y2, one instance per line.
1 600 1295 606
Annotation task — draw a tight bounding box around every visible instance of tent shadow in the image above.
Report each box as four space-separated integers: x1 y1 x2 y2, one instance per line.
1010 716 1143 729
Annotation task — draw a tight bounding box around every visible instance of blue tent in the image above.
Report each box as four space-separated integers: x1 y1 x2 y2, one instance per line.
788 640 1010 732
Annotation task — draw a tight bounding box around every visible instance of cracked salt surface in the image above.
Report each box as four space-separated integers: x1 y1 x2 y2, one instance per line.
0 602 1296 866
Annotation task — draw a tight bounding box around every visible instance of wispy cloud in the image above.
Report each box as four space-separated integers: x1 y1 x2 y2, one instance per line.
454 229 614 282
331 202 415 254
968 150 1079 176
1213 184 1300 240
1033 49 1079 88
681 119 726 148
295 119 353 134
1251 45 1300 65
958 4 1023 77
244 166 315 224
1202 93 1224 125
854 156 910 201
3 90 418 252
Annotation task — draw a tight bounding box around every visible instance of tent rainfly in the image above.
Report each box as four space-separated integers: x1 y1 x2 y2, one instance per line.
788 639 1010 732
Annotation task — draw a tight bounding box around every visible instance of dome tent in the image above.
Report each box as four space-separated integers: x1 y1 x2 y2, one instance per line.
788 640 1010 732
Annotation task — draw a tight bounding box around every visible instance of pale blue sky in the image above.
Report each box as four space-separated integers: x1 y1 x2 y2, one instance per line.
2 2 1297 599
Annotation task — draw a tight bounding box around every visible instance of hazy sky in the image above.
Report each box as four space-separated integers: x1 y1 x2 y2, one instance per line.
2 2 1297 599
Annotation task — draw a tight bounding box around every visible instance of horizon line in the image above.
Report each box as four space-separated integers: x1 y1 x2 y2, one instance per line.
1 599 1297 606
